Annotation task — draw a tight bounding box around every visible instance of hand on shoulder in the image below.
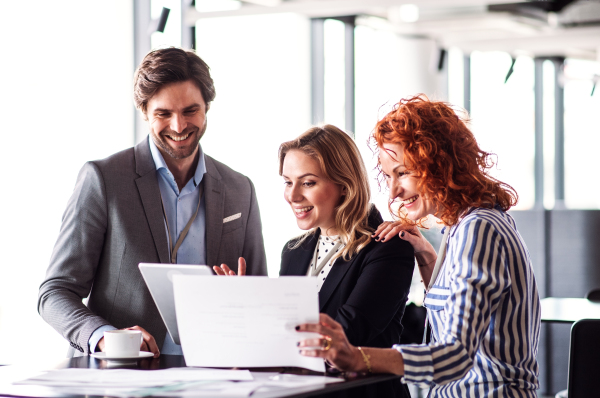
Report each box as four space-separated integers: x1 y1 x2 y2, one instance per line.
372 221 437 262
372 221 426 249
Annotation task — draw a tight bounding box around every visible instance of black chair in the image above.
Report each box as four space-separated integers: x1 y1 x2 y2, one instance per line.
399 302 427 345
585 289 600 302
561 319 600 398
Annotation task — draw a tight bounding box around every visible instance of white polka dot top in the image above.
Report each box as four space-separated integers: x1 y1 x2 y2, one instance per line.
306 235 345 291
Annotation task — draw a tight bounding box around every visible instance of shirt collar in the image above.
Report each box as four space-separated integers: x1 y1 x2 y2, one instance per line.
148 136 207 188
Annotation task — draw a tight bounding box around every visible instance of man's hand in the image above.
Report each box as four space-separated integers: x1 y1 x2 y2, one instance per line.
213 257 246 276
97 325 160 358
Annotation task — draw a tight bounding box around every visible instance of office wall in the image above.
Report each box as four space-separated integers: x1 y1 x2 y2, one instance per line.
0 1 134 364
511 209 600 394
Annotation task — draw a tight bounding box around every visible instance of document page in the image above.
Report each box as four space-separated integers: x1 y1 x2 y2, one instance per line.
173 276 324 372
15 368 253 387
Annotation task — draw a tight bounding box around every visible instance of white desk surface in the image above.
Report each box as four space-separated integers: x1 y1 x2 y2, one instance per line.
540 297 600 323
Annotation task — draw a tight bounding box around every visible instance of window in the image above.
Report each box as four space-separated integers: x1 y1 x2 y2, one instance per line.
0 0 134 363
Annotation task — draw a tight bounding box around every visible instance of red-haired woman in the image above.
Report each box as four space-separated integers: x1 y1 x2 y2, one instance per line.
296 96 541 397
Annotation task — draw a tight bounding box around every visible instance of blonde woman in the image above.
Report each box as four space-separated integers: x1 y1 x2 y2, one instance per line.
276 124 414 349
216 125 415 397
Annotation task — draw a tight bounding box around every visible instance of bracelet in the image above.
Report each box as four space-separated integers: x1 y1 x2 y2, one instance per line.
357 347 372 373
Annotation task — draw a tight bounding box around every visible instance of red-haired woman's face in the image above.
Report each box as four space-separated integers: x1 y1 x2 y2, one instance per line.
379 142 437 221
282 149 344 236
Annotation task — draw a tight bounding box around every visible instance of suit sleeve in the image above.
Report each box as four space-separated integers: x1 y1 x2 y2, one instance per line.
335 237 415 345
241 177 267 276
38 162 112 354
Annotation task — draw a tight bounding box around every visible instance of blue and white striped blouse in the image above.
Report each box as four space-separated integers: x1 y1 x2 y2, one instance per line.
394 207 541 397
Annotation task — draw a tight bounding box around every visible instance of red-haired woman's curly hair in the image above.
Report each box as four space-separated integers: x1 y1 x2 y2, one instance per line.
373 95 518 227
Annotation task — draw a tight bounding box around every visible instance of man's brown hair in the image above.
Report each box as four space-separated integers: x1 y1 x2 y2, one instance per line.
133 47 216 115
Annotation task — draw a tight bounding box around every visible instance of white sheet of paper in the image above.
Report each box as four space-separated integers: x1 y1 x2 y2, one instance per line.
2 365 342 398
160 373 343 398
14 367 253 387
173 276 324 372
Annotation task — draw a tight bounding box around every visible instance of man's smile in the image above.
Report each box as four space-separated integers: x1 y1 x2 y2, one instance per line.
166 132 191 142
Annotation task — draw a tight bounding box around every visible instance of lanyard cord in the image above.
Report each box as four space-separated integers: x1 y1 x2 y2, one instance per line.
160 180 205 264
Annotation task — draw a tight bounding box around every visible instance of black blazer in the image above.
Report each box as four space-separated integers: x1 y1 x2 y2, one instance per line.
280 207 415 349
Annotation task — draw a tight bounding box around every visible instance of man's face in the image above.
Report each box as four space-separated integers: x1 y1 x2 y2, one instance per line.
145 80 208 161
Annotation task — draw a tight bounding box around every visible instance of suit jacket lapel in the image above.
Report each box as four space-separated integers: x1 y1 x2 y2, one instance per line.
316 208 384 309
318 254 357 311
134 137 169 264
318 208 381 309
284 232 319 276
204 156 223 267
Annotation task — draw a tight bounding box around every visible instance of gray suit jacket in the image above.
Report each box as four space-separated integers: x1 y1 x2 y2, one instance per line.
38 137 267 355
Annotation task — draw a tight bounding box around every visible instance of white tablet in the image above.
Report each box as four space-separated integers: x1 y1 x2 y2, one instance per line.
139 263 213 345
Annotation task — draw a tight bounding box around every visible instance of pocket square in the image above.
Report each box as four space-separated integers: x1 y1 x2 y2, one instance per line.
223 213 241 223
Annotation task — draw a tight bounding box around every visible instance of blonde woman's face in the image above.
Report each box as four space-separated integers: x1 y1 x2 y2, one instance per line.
379 142 437 221
282 150 344 236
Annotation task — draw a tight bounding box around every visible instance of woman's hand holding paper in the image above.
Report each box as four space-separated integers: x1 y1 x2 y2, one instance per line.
296 314 362 372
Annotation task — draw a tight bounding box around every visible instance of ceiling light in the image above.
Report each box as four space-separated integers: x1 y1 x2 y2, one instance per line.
397 4 419 23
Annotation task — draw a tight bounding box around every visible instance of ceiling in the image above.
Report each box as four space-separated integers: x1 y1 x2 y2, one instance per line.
187 0 600 60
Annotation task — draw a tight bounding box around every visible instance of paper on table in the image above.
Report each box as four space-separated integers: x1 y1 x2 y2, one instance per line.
161 375 343 397
173 276 324 372
3 365 341 398
15 367 253 387
44 376 342 398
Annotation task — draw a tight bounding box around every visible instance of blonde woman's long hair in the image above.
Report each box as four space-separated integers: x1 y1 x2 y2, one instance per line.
278 125 373 261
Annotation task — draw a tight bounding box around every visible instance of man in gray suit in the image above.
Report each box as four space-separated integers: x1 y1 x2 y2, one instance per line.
38 48 267 357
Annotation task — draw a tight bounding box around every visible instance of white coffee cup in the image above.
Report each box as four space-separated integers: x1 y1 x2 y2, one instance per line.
103 330 143 358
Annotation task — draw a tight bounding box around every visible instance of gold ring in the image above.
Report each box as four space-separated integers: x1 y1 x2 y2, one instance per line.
322 336 332 351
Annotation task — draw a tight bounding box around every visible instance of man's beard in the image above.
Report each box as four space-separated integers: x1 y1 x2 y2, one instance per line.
156 122 207 160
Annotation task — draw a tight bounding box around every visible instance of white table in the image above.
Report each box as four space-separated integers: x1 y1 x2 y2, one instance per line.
540 297 600 323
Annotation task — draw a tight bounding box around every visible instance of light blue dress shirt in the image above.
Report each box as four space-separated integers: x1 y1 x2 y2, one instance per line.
88 138 208 355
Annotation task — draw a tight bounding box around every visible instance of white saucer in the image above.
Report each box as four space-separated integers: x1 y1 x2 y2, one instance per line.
90 351 154 361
